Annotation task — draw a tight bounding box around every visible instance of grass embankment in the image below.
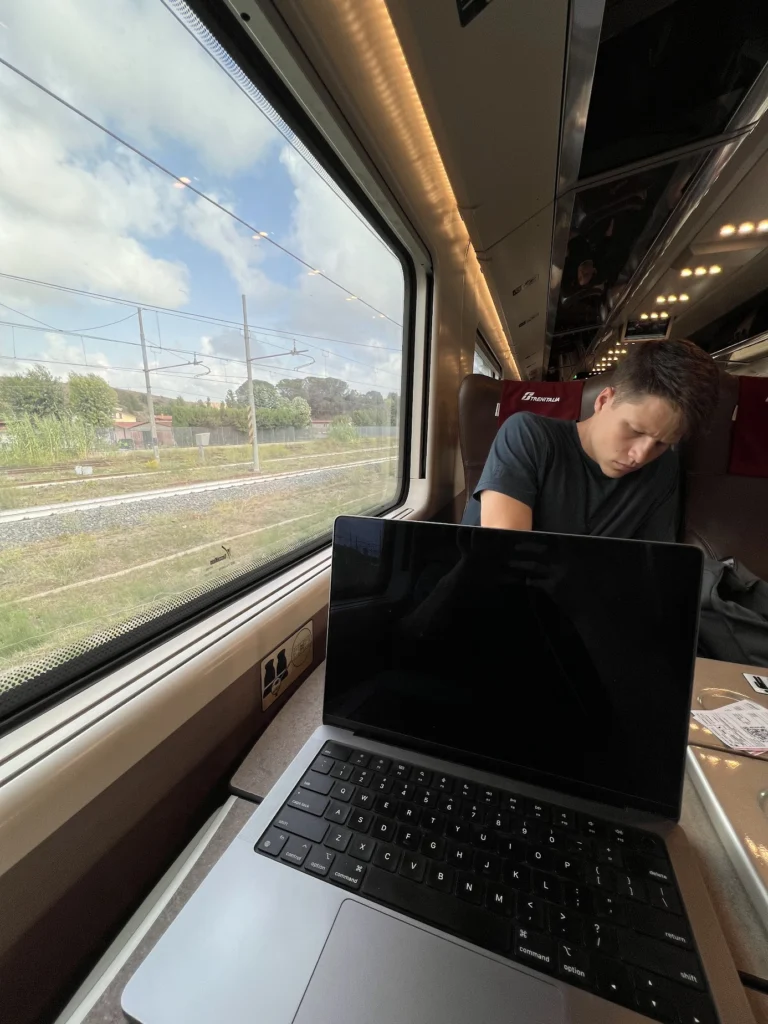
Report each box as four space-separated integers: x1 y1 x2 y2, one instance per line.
0 438 396 510
0 461 396 682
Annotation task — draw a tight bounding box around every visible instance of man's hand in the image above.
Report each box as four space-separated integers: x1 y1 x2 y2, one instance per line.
479 490 533 531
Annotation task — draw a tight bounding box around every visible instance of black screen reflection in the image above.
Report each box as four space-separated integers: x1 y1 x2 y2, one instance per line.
325 519 702 817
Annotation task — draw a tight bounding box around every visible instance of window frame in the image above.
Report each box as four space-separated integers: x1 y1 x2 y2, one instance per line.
474 331 503 378
0 0 425 732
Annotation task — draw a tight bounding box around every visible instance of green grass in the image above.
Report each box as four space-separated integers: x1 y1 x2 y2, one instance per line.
0 461 397 683
0 438 396 510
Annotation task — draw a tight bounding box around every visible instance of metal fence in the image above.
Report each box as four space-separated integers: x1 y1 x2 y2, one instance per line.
109 423 397 450
356 426 398 438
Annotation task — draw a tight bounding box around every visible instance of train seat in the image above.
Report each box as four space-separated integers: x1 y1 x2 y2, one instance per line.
682 373 768 580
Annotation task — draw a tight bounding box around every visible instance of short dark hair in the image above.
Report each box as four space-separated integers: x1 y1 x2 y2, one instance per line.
611 339 720 437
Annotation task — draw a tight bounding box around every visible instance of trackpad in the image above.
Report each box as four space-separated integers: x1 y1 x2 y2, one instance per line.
293 900 563 1023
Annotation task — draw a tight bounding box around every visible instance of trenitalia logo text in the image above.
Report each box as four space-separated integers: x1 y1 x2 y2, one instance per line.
521 392 560 403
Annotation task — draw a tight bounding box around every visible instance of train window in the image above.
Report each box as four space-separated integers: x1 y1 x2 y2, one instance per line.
0 0 410 724
473 335 501 378
580 0 768 179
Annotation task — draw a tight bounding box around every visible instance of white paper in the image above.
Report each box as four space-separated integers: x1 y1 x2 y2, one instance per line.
692 699 768 751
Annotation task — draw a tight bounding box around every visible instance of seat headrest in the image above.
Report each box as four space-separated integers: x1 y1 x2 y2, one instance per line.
683 373 739 475
728 376 768 478
498 381 584 423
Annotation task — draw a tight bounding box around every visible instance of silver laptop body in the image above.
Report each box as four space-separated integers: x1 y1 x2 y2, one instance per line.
123 519 753 1024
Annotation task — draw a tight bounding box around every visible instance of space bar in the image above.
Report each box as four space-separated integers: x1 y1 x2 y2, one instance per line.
361 867 512 952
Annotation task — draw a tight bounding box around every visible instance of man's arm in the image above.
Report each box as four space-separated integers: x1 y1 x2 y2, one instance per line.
634 479 679 542
480 491 533 531
470 412 546 531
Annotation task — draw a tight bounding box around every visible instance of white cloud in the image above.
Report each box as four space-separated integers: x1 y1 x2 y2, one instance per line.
0 4 404 402
279 147 404 321
181 193 287 306
0 71 190 306
0 0 276 176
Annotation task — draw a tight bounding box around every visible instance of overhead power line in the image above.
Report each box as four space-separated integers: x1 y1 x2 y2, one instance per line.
0 317 402 383
0 271 402 353
0 298 137 333
0 55 402 326
0 351 400 394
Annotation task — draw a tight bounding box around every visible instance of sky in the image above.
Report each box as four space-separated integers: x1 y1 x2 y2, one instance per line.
0 0 405 407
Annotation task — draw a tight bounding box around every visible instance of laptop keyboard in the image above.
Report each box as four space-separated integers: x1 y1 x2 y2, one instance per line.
255 741 717 1024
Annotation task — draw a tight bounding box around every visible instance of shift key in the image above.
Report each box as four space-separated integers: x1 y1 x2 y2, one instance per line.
275 806 329 843
288 788 329 816
617 929 704 989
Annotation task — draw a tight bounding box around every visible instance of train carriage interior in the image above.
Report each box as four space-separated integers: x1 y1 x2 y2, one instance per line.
1 0 768 1022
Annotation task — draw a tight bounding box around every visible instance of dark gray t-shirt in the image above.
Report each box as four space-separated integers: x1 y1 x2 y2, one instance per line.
462 412 679 541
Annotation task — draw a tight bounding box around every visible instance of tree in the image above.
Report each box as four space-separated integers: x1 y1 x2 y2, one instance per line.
225 389 236 408
68 373 117 427
276 378 307 403
235 378 281 409
0 365 66 418
304 376 349 419
387 392 400 426
290 397 311 428
115 388 144 414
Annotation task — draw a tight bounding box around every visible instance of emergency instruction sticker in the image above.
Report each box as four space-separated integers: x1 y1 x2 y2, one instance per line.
260 620 313 711
692 699 768 753
744 672 768 695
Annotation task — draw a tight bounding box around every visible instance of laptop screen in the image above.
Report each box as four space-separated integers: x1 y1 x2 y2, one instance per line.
324 517 702 820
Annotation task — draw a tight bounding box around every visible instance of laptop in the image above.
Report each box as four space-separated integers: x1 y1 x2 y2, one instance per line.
123 518 748 1024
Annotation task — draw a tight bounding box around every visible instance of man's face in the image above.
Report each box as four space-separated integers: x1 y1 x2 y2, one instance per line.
587 389 684 478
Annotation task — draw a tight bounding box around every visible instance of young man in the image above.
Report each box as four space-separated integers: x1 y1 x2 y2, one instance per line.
461 339 720 541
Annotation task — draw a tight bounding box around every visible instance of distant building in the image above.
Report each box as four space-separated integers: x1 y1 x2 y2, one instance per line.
113 413 174 447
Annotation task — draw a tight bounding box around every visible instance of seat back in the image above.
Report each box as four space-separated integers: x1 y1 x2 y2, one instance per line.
457 375 504 502
682 373 768 579
458 373 609 502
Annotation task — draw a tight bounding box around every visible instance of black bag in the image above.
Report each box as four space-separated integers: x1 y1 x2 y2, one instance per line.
698 558 768 669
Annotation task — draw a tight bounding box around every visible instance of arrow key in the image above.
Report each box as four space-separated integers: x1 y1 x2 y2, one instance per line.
594 956 634 1007
635 991 676 1023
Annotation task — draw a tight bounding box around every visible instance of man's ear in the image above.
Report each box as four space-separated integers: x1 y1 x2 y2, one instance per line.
594 387 615 415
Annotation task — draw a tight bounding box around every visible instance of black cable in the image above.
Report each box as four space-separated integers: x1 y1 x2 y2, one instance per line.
0 316 402 383
0 271 401 352
0 299 137 334
739 970 768 994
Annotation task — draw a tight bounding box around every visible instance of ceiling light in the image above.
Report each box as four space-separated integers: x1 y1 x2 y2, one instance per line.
660 311 669 318
720 224 736 237
680 268 693 277
738 222 755 235
608 349 614 354
759 220 768 233
640 314 649 320
656 296 666 304
668 295 677 302
694 267 707 276
621 349 627 354
650 313 659 319
679 293 689 301
709 265 722 274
